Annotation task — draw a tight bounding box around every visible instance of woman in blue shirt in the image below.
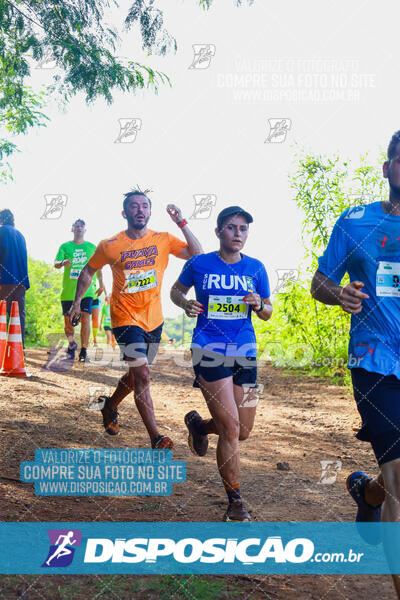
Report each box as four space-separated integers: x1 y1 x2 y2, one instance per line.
171 206 272 521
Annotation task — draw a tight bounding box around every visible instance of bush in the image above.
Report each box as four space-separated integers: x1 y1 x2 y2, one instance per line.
254 150 386 382
25 256 64 346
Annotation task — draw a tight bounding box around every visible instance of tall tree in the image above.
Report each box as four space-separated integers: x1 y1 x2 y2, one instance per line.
0 0 254 181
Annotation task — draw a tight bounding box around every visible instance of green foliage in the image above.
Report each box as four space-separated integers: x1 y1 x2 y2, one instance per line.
25 255 64 346
4 574 242 600
141 574 240 599
0 0 173 182
255 150 386 381
125 0 177 56
164 314 195 345
0 0 256 182
254 280 350 381
0 83 49 181
293 151 386 258
199 0 254 7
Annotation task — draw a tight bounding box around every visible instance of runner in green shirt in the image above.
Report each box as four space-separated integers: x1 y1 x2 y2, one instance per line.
100 295 115 349
54 219 105 362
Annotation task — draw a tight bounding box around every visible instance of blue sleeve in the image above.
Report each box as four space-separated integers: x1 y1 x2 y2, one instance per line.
178 256 195 288
256 262 270 298
318 213 349 284
21 233 29 289
0 229 7 265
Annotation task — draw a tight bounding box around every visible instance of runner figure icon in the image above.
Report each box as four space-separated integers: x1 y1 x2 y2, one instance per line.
45 531 77 566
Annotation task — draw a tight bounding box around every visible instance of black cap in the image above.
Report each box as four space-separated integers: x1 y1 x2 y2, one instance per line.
217 206 253 230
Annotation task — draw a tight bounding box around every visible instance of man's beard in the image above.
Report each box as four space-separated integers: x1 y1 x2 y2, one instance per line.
389 178 400 201
126 216 149 229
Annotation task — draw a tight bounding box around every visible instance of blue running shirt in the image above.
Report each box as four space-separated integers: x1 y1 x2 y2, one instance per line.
318 201 400 377
178 251 270 357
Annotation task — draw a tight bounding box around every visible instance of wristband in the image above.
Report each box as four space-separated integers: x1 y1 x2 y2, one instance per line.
177 219 187 228
255 299 265 313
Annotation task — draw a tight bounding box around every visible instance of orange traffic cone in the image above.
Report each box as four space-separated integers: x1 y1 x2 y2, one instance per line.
0 300 6 367
0 301 29 377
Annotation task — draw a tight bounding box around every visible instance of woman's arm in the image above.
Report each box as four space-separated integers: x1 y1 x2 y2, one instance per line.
255 297 273 321
170 279 203 318
243 292 273 321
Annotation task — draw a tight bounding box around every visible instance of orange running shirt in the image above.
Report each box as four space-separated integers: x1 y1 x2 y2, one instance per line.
89 229 187 331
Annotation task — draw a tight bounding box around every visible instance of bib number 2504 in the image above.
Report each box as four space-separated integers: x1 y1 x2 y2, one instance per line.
207 295 248 320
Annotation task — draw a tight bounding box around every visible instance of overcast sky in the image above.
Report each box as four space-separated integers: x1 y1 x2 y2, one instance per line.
4 0 396 317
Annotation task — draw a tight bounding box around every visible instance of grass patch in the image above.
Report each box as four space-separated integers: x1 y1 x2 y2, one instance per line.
1 575 242 600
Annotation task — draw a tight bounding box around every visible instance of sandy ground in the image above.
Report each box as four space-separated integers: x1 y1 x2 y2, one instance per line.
0 347 395 599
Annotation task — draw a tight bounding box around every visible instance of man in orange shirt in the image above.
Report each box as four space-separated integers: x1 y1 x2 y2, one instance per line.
69 189 203 449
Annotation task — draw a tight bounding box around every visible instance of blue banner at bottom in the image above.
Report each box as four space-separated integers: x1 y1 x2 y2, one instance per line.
1 522 399 574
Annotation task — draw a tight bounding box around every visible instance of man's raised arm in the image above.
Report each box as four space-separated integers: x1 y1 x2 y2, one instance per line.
178 223 203 258
166 204 203 258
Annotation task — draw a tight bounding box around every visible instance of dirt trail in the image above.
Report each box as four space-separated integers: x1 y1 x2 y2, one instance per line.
0 348 394 599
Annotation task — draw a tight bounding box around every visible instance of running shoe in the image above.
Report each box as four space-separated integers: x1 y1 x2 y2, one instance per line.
346 471 382 545
225 499 251 522
100 396 119 435
184 410 208 456
65 341 77 360
151 435 174 450
78 348 90 363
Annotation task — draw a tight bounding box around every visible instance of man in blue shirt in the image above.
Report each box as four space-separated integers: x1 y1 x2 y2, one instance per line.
0 210 29 344
312 131 400 596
